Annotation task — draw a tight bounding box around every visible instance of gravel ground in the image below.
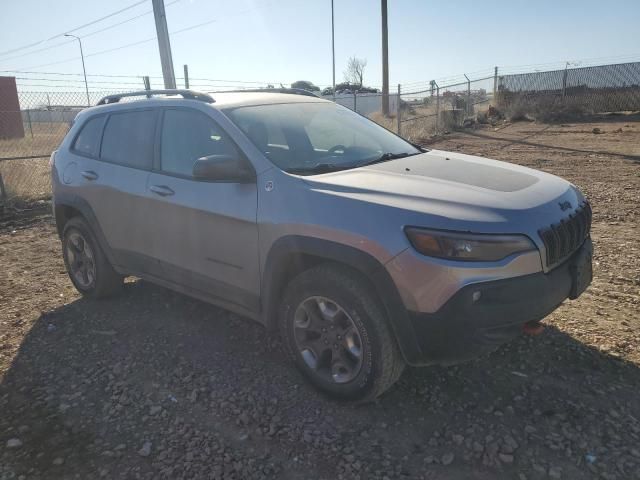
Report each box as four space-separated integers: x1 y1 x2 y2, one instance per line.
1 115 639 480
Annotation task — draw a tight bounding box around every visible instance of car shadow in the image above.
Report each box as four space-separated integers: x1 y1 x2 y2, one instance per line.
2 279 639 479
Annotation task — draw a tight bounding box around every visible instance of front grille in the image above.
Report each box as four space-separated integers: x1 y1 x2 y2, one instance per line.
538 201 592 268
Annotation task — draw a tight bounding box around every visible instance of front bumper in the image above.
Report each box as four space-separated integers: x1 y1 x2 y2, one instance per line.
392 238 592 366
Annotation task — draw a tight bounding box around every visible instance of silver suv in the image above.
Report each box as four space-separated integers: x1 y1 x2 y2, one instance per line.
51 89 592 401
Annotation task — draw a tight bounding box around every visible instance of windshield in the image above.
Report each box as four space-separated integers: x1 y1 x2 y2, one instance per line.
224 102 420 174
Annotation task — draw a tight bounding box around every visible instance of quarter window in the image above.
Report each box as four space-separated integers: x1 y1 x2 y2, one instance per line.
100 110 157 169
72 116 104 157
160 109 238 177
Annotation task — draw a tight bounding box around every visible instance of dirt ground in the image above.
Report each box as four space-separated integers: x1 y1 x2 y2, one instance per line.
1 115 639 480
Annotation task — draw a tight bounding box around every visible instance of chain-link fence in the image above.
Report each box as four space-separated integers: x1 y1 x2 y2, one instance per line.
496 61 640 119
2 62 639 203
0 90 123 202
397 76 495 143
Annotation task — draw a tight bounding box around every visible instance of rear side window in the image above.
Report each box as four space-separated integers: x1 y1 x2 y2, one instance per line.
100 110 157 169
72 116 104 157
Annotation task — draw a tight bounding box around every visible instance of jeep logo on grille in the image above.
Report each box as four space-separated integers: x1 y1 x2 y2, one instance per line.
559 201 572 211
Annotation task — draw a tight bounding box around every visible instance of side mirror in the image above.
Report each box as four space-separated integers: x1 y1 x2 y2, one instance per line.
192 154 255 183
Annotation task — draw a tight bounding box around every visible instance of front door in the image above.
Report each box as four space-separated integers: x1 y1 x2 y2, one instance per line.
143 107 260 312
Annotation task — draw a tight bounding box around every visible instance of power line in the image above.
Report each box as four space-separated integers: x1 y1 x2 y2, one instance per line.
4 70 288 85
12 1 275 71
0 39 77 63
0 0 182 63
1 69 151 78
0 0 148 57
81 0 180 39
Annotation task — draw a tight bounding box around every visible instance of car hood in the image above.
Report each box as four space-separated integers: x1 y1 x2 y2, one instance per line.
301 149 583 232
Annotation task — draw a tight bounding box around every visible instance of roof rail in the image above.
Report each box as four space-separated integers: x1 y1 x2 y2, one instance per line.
97 89 214 106
222 88 320 98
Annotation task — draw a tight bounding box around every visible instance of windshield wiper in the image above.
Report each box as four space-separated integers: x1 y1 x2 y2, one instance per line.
286 163 351 175
358 151 420 167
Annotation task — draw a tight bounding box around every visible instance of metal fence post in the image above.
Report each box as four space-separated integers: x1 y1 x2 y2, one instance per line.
26 110 33 138
464 74 471 116
0 173 7 202
397 84 402 136
435 82 440 134
143 76 151 98
493 66 498 103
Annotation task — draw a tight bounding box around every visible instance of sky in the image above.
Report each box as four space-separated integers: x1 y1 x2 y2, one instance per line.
0 0 639 92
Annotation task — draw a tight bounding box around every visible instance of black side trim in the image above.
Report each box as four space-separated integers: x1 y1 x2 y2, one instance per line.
261 236 422 364
158 258 260 314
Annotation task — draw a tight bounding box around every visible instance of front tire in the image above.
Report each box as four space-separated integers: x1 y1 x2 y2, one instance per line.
62 217 123 298
279 264 405 401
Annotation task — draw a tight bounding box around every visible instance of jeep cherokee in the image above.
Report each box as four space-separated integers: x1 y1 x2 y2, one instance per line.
51 89 592 401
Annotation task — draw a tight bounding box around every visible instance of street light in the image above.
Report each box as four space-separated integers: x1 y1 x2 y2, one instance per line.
64 34 90 106
331 0 335 99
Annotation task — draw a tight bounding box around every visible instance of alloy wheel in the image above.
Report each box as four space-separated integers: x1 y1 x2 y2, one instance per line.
65 231 96 289
292 296 364 383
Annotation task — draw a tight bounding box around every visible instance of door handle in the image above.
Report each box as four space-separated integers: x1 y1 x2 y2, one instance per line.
81 170 98 181
150 185 175 197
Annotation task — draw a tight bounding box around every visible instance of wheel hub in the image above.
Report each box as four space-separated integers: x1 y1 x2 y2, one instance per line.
293 296 364 384
66 231 96 289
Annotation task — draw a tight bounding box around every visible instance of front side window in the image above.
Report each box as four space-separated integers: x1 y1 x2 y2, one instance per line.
225 102 420 174
72 116 104 157
160 109 239 177
100 110 157 169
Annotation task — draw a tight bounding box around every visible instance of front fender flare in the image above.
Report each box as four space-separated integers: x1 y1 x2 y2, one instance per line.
261 235 423 364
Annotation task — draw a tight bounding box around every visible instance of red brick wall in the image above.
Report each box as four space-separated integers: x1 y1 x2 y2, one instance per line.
0 76 25 139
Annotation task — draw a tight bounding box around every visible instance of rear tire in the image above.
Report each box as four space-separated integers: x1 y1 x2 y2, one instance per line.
62 217 123 298
279 264 405 401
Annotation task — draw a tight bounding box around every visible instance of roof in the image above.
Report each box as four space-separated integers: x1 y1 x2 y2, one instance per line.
81 91 330 120
210 91 328 108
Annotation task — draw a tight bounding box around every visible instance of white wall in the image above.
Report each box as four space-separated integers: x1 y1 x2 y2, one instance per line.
322 93 399 116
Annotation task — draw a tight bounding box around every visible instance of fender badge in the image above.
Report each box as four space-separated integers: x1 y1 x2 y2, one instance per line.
265 181 274 192
559 201 572 211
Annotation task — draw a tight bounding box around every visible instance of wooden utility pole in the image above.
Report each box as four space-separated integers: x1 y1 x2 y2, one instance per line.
152 0 176 89
381 0 389 116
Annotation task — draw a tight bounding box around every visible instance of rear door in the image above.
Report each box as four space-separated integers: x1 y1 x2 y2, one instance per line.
143 107 260 312
92 108 161 275
61 114 107 213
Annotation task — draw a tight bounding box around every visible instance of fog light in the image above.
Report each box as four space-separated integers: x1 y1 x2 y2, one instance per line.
472 291 482 303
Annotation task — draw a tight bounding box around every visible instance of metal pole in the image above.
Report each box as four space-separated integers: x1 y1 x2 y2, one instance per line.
464 73 471 116
26 110 33 138
0 173 6 201
381 0 389 116
435 82 440 134
183 64 189 89
143 76 151 98
331 0 336 100
353 92 357 112
152 0 176 89
493 66 498 104
396 84 401 136
64 34 90 106
562 62 569 99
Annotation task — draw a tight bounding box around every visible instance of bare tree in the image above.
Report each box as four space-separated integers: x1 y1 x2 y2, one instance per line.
343 56 367 87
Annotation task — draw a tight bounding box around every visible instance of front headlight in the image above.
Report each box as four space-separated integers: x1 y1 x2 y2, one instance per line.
405 227 536 262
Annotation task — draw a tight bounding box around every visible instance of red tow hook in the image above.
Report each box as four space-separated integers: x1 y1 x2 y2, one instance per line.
523 320 545 336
